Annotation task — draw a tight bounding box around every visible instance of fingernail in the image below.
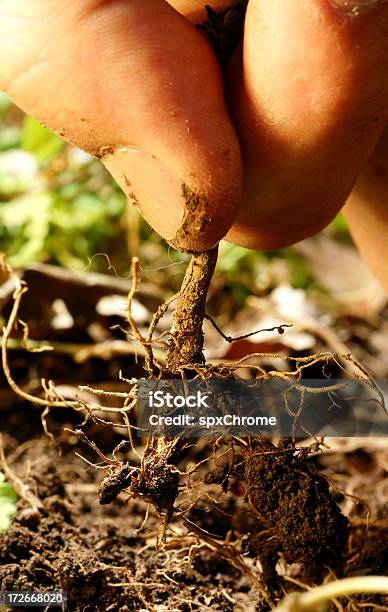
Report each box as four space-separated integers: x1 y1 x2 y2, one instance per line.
101 147 231 253
329 0 388 15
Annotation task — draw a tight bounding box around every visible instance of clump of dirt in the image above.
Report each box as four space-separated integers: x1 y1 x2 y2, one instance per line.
245 437 348 582
131 460 180 516
97 463 133 505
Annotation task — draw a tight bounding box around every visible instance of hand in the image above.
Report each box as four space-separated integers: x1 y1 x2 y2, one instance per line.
1 1 388 284
0 0 241 252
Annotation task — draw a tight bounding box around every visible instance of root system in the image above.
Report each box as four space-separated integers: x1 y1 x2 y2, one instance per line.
2 250 386 609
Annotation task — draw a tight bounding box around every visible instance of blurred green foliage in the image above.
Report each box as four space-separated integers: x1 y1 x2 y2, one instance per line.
21 115 65 162
0 93 127 270
328 211 349 235
0 472 17 531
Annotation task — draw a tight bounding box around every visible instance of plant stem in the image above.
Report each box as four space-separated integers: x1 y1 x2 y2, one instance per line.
166 246 218 372
275 576 388 612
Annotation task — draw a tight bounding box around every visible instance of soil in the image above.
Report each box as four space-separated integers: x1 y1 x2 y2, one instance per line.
0 399 387 612
0 430 252 612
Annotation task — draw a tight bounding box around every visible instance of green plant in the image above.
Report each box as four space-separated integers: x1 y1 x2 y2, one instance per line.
0 97 127 270
0 471 17 531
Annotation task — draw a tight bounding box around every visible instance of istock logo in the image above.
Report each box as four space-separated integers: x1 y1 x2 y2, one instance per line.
148 390 210 409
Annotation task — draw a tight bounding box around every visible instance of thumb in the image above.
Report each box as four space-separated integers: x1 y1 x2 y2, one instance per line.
0 0 242 252
225 0 388 249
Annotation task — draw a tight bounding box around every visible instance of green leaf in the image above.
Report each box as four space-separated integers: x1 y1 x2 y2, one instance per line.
0 472 17 531
21 115 64 163
0 191 52 266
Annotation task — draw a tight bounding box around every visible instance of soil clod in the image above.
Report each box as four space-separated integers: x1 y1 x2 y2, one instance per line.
245 437 349 581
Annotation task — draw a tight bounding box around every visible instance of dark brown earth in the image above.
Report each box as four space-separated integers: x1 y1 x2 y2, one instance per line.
245 437 349 585
0 435 251 612
0 401 387 612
